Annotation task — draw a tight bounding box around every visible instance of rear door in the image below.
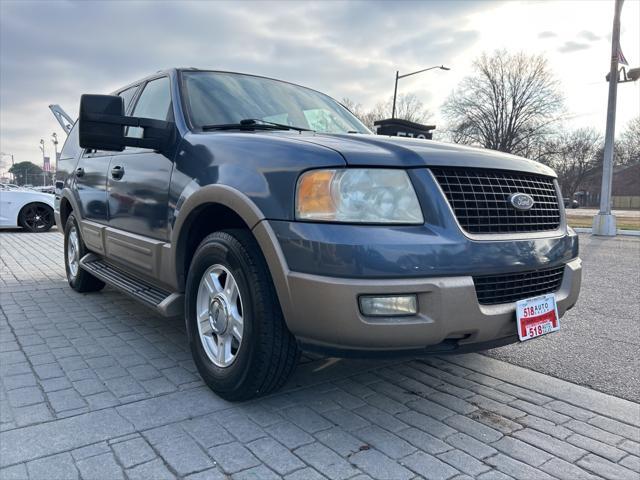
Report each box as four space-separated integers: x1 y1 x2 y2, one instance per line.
73 147 111 224
106 76 174 240
73 84 141 224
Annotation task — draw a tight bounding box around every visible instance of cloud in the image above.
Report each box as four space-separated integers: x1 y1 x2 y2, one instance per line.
578 30 601 42
1 0 638 171
538 31 557 39
386 29 480 66
558 41 591 53
0 0 492 167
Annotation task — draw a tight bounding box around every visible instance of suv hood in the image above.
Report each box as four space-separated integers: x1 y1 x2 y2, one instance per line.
291 133 556 177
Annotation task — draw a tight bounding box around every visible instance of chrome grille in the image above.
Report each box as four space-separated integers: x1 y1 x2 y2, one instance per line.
473 265 565 305
431 167 561 234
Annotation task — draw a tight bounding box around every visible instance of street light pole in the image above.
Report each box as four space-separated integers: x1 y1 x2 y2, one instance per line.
39 139 46 187
391 65 450 119
392 71 400 119
593 0 624 236
51 132 59 173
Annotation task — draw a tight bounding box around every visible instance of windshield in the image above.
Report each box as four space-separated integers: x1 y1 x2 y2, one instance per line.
181 71 370 134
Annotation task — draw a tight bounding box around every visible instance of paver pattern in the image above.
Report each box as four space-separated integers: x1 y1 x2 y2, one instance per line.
1 230 639 480
487 234 640 401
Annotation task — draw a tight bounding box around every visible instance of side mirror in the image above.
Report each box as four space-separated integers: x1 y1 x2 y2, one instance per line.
78 94 171 152
79 94 126 151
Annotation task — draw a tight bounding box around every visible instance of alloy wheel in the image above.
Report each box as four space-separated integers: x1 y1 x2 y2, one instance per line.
196 264 244 367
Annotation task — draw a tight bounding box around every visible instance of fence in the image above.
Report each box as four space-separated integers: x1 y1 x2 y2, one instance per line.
612 196 640 209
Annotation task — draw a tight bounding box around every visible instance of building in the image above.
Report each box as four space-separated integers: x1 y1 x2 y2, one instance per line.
577 164 640 209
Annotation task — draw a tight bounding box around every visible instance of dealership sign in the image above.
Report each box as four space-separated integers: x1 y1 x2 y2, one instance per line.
374 118 436 139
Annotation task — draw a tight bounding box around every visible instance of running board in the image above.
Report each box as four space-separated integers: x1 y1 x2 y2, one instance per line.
79 254 183 317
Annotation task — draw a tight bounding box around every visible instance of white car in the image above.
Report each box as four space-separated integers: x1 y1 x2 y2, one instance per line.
0 186 55 232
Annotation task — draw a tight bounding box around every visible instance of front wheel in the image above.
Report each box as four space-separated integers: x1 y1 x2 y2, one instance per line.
185 229 299 401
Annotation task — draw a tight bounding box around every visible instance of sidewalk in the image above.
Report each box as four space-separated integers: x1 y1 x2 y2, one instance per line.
1 231 639 479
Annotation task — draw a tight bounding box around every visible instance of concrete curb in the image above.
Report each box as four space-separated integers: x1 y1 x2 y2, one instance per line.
574 227 640 236
448 353 640 426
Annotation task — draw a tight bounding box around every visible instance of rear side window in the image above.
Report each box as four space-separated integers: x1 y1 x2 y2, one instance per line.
59 122 81 160
128 77 172 138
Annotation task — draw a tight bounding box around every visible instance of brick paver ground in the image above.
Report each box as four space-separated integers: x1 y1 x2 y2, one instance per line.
1 230 639 479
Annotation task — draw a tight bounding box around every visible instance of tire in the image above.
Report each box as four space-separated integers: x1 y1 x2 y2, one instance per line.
64 213 105 293
185 229 299 401
19 203 54 232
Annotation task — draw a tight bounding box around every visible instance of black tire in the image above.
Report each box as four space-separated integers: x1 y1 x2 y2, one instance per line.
185 229 299 401
64 213 105 293
19 203 54 232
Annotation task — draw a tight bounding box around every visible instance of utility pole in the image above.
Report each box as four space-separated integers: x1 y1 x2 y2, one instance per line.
592 0 624 236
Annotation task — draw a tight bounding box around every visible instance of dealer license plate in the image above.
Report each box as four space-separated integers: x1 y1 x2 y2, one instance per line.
516 293 560 341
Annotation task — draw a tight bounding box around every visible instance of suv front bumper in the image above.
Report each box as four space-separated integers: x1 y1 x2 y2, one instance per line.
253 221 582 355
283 257 581 353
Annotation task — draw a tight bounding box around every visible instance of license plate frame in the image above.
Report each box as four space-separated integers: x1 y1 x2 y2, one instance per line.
516 293 560 341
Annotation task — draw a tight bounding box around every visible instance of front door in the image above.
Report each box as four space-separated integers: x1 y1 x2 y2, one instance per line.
105 76 175 276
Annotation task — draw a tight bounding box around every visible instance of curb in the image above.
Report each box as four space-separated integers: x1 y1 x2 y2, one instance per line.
449 353 640 426
574 227 640 236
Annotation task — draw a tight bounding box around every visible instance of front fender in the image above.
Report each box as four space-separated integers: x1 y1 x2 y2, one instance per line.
54 188 80 230
168 183 296 332
171 183 265 238
169 183 270 290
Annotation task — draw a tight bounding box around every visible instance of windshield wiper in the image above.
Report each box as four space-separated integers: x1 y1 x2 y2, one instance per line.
242 118 313 132
202 118 313 132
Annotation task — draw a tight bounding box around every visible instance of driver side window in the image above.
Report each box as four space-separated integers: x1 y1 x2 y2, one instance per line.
82 85 139 157
128 77 172 139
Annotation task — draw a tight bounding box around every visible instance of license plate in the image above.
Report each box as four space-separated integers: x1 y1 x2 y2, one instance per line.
516 293 560 341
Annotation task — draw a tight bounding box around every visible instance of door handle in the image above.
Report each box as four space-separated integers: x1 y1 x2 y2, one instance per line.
111 165 125 180
75 167 85 177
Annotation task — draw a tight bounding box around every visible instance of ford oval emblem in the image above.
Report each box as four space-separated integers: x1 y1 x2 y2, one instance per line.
509 193 535 210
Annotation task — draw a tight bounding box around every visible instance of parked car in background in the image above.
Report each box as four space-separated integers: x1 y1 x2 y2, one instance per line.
0 186 55 231
33 185 56 194
55 68 582 400
563 197 579 209
0 183 22 190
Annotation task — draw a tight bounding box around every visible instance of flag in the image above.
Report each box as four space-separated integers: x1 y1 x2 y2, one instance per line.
43 156 51 172
617 45 628 66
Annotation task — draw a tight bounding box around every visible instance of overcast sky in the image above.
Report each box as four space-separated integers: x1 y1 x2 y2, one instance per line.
1 0 639 173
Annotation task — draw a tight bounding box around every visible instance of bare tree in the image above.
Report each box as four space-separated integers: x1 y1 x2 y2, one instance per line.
443 50 563 156
538 128 602 199
342 94 430 131
616 116 640 166
393 94 431 124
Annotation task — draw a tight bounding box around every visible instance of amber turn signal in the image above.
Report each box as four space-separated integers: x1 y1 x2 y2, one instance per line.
295 169 338 220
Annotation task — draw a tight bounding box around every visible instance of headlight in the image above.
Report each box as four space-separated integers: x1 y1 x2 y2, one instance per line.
296 169 424 224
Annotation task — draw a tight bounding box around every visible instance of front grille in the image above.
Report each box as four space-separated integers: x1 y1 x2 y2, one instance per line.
473 266 565 305
431 167 561 234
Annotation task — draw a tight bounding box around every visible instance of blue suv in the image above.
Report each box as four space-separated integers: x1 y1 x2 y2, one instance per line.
55 69 581 400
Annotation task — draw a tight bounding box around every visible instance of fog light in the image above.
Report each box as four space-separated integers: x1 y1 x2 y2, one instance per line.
359 295 418 317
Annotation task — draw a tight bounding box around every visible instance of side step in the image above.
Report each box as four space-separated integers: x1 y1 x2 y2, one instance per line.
79 254 183 317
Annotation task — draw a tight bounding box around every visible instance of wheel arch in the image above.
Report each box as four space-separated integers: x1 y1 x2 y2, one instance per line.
59 196 73 228
172 185 267 291
56 189 81 231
